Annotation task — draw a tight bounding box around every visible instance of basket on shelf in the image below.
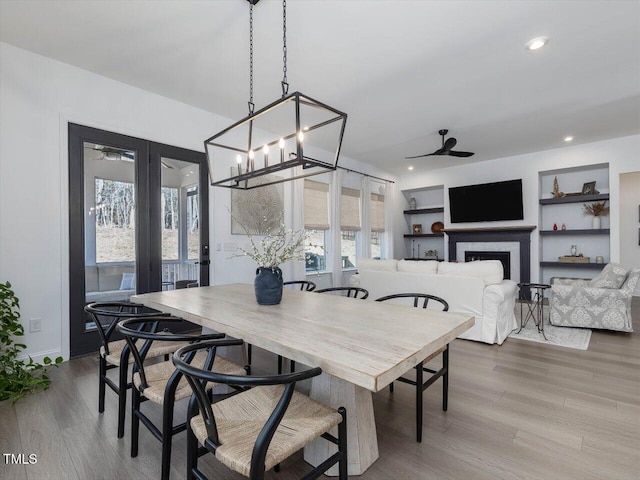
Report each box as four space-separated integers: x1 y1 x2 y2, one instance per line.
558 256 590 263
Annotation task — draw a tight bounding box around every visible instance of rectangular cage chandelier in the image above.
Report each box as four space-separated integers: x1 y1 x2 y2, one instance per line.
205 91 347 190
204 0 347 190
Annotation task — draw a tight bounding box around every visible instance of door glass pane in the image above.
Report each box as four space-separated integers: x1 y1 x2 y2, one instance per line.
161 158 200 290
83 142 137 329
186 186 200 260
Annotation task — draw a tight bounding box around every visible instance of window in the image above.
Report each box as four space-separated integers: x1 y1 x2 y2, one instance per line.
94 178 135 263
370 231 382 259
161 186 179 260
304 180 330 271
186 186 199 260
370 192 385 258
341 187 360 269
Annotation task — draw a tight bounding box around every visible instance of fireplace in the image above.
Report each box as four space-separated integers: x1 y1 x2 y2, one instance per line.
465 251 511 279
445 226 536 290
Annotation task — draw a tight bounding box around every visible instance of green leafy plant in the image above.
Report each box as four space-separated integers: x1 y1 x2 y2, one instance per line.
0 281 63 403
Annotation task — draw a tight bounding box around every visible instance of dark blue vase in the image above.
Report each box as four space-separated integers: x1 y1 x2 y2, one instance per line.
254 267 283 305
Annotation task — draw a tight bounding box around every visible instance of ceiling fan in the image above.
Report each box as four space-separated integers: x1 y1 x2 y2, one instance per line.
92 145 135 162
405 129 475 159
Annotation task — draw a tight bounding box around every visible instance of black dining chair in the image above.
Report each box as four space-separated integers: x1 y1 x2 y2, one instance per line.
316 287 369 299
283 280 316 291
84 301 179 438
173 339 348 480
175 279 199 289
246 280 317 376
117 316 247 480
375 293 450 443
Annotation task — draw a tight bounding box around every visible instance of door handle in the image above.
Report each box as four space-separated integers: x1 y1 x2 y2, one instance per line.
196 260 211 266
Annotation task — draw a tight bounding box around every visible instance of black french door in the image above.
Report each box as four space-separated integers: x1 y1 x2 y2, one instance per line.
68 124 210 357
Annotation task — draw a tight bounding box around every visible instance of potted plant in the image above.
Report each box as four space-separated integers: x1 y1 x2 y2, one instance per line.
232 219 314 305
583 201 609 229
0 281 62 403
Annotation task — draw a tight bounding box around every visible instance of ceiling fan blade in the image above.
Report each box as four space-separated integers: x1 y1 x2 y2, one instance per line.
404 153 436 159
448 151 475 157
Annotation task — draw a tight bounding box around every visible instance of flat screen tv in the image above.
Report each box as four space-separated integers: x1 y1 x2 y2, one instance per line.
449 179 523 223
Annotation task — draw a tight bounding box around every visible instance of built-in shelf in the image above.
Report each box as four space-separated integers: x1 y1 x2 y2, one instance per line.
540 229 610 236
540 261 606 269
539 193 609 205
403 207 444 215
404 233 444 238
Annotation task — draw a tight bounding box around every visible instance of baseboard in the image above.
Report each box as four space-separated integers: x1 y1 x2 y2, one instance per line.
17 349 65 364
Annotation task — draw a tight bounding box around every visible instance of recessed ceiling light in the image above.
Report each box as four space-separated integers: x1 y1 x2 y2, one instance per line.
408 166 414 171
564 136 574 142
525 36 549 51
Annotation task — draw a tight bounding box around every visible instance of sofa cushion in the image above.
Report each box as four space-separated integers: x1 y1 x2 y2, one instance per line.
590 263 628 289
357 258 398 272
98 265 135 291
437 260 504 286
120 272 136 290
397 259 438 274
85 266 99 292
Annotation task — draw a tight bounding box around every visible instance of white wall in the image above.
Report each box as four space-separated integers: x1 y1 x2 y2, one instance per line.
399 135 640 282
0 43 394 360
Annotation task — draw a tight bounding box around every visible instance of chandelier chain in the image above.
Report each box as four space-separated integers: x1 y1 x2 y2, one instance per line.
248 2 255 114
281 0 288 96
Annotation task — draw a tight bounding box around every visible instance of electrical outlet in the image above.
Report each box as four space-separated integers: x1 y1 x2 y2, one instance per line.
30 318 42 333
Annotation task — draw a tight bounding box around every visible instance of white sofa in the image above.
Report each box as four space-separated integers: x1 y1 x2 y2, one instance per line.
350 258 517 344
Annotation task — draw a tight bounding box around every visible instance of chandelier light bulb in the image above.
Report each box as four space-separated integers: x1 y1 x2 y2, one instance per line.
298 131 304 142
263 145 269 154
279 138 285 163
248 150 255 159
564 136 574 142
236 154 242 164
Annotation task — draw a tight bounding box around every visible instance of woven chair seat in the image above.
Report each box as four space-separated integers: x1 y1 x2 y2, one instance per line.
100 338 186 367
133 352 245 404
191 384 342 477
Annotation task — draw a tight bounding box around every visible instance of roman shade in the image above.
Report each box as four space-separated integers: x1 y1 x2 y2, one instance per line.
370 193 385 232
341 187 361 231
304 180 330 230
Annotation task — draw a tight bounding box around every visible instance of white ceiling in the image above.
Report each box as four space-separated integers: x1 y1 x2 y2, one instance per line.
1 0 639 175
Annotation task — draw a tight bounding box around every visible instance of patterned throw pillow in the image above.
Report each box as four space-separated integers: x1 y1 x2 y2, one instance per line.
590 263 628 289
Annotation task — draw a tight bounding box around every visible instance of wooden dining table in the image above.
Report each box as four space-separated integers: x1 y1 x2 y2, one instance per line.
132 283 474 476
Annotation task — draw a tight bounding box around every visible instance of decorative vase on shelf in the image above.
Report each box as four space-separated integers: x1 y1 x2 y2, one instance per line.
553 223 558 231
570 245 577 256
592 216 601 229
254 267 283 305
409 197 417 210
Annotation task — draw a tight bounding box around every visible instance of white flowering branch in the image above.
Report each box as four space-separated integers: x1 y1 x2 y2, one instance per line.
229 211 321 268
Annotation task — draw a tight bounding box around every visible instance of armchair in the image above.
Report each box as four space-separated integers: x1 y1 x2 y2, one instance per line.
550 265 639 332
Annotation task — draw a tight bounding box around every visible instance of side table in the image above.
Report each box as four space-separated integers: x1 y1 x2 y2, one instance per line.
516 283 551 340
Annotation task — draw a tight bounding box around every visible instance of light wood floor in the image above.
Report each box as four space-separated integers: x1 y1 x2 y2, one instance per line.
1 300 638 480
